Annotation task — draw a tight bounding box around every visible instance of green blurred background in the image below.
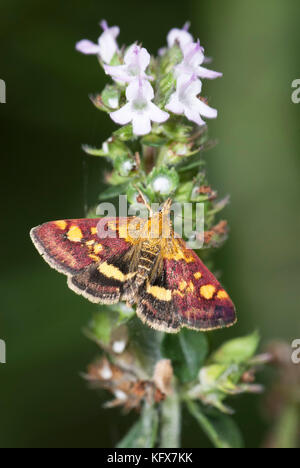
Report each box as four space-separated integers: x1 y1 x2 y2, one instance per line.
1 0 300 448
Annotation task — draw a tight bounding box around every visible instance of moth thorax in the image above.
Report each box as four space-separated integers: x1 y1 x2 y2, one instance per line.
136 241 160 286
149 212 172 240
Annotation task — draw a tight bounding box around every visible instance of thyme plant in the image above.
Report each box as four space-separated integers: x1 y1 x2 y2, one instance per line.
76 20 266 449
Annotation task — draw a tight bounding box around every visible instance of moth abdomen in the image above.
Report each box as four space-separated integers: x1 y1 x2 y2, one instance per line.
135 242 160 287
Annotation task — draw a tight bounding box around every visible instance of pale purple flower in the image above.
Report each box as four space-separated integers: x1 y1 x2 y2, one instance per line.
165 74 217 126
76 20 119 64
167 22 194 50
110 80 169 135
104 44 152 84
175 41 222 80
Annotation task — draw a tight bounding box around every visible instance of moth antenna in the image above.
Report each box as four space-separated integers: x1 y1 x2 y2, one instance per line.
134 186 153 215
162 198 173 215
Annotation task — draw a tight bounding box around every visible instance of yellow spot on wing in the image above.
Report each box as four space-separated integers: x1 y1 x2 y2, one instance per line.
127 272 136 280
89 254 100 262
55 220 67 230
147 284 172 302
175 281 195 298
162 239 195 263
217 290 229 300
94 243 103 255
67 225 83 242
194 272 202 280
99 262 125 282
173 290 184 298
163 249 194 263
91 227 97 235
98 262 135 282
86 240 95 246
200 284 216 300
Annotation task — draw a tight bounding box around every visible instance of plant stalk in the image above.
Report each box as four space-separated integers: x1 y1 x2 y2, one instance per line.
160 385 181 448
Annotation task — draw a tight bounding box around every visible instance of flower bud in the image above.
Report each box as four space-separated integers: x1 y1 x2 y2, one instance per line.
148 167 179 196
114 154 136 177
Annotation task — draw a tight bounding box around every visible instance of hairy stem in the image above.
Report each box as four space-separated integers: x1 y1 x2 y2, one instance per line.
160 386 181 448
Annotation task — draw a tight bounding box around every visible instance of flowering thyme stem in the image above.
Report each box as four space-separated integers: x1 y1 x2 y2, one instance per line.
160 386 181 448
74 20 265 450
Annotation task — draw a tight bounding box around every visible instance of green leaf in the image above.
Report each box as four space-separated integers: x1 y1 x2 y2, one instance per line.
175 181 194 202
209 195 230 215
108 139 131 161
114 154 135 177
159 44 183 75
117 404 159 448
161 119 192 141
89 309 113 345
156 45 182 107
129 318 163 373
198 363 242 400
82 145 107 157
186 400 244 448
108 51 123 66
98 183 128 201
156 72 177 107
89 93 110 112
161 329 208 383
83 139 130 161
272 403 299 448
176 153 205 173
113 124 134 141
116 420 142 448
107 172 133 186
101 84 120 110
126 183 154 206
116 303 135 325
141 134 168 147
211 331 260 365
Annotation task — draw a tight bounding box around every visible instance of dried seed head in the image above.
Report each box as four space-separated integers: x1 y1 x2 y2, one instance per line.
153 359 174 396
85 357 166 411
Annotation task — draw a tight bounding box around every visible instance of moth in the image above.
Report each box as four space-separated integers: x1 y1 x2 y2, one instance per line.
30 199 236 333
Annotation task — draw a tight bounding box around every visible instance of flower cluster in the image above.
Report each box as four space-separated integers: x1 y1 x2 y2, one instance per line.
76 21 222 135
